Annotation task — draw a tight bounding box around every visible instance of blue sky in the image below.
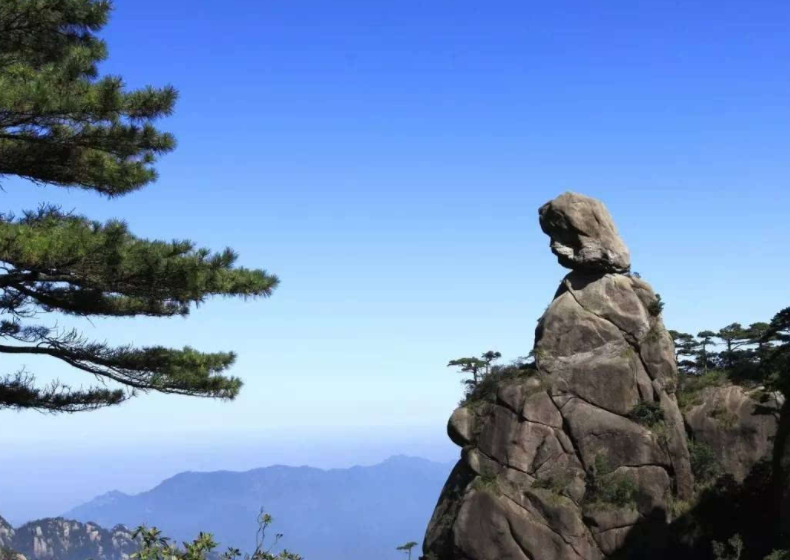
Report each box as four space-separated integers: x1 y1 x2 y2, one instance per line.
1 0 790 522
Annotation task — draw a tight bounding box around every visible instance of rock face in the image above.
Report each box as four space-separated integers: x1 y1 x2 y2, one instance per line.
0 517 23 560
423 193 692 560
0 517 136 560
685 385 782 483
539 192 631 273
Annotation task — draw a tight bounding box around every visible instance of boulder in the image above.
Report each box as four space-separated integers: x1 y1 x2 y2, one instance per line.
539 192 630 273
447 406 477 447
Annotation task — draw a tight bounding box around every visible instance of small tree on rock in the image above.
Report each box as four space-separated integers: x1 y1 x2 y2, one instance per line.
396 542 418 560
448 350 501 390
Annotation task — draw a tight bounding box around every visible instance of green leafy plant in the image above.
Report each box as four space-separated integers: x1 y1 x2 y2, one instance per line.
471 469 499 494
677 370 729 411
131 509 301 560
709 407 738 428
450 350 537 405
532 470 573 501
584 454 636 508
712 534 743 560
688 440 721 485
626 400 665 427
648 293 665 316
0 547 20 560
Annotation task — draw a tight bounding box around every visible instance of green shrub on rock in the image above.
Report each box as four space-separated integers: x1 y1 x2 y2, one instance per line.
689 440 721 485
627 401 665 427
584 455 637 508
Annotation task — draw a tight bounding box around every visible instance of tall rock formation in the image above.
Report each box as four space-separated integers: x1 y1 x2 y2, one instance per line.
424 192 693 560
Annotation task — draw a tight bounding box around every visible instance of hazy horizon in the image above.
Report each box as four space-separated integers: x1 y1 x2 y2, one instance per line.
1 433 457 525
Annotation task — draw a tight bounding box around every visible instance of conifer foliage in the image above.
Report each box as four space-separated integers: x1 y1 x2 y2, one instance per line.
0 1 279 412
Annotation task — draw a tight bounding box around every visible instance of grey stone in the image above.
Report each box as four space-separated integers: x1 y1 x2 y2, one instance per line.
685 385 782 482
536 291 623 360
657 390 694 498
523 390 564 428
448 406 477 447
539 192 630 273
563 272 651 342
477 405 567 475
560 397 669 470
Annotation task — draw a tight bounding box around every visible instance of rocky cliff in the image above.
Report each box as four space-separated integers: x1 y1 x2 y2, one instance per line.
684 384 782 483
0 516 135 560
424 192 695 560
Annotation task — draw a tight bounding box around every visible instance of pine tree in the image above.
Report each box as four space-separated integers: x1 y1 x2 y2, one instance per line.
763 308 790 393
717 323 750 369
0 1 278 413
669 330 700 376
396 542 418 560
481 350 502 376
697 330 718 374
447 357 487 389
748 322 772 367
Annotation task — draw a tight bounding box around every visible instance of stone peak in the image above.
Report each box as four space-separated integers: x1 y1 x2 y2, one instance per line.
539 191 630 273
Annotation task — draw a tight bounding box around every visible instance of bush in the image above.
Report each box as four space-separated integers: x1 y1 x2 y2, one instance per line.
471 469 499 494
461 363 538 405
689 440 721 485
677 370 729 410
131 509 301 560
648 293 665 316
0 547 20 560
532 471 572 494
684 370 729 393
585 455 637 508
712 534 743 560
709 407 739 428
627 401 665 427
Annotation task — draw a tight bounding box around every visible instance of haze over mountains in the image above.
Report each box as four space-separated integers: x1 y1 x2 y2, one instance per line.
63 455 453 560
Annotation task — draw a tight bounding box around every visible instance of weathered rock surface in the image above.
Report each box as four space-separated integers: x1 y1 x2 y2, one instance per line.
0 517 136 560
539 192 631 273
685 384 783 482
775 402 790 546
423 193 692 560
0 517 25 560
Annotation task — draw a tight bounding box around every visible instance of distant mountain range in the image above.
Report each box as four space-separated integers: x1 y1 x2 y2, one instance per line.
59 455 453 560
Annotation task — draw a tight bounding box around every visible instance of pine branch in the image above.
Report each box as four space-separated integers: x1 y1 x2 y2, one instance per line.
0 369 125 412
0 206 279 318
0 327 243 399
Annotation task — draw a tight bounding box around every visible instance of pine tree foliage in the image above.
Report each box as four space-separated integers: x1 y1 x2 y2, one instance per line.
0 1 279 413
0 0 176 195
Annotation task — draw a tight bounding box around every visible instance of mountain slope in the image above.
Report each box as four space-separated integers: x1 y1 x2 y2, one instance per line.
64 455 453 560
0 515 135 560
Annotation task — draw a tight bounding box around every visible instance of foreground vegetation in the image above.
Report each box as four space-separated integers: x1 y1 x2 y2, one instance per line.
132 511 301 560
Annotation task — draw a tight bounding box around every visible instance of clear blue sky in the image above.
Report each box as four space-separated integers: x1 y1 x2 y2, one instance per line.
2 0 789 523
